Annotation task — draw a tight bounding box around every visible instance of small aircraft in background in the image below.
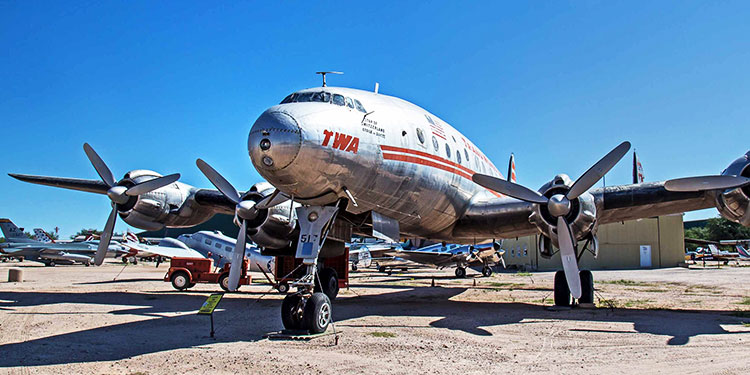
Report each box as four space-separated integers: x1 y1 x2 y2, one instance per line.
685 238 748 264
385 241 506 278
118 231 204 264
0 218 126 266
177 230 275 274
348 237 402 271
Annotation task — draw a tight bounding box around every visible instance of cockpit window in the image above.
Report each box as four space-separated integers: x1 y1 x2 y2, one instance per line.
280 93 297 104
297 92 314 102
354 99 366 113
281 92 368 113
332 94 346 106
312 92 330 103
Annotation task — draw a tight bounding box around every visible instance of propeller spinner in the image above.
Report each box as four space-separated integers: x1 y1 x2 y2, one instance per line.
472 141 631 299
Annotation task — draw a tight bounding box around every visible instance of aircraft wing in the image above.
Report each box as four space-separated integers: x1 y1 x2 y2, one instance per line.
384 250 457 267
454 181 714 240
133 244 204 259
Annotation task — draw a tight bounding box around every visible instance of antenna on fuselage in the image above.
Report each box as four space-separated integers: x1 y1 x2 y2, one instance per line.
315 71 343 87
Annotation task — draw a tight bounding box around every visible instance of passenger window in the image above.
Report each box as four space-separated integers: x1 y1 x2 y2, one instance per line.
215 242 222 249
205 239 212 245
474 155 479 169
416 128 425 144
432 136 439 152
464 149 469 161
226 246 233 251
456 150 462 164
354 99 366 113
345 97 354 108
445 143 451 159
332 94 345 106
297 92 314 102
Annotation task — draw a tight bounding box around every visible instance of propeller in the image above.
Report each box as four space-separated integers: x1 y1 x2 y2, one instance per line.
83 143 180 266
664 175 750 192
472 141 631 299
195 159 289 291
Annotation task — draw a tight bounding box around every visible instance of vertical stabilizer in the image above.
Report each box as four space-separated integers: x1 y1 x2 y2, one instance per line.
737 245 750 259
33 228 54 243
0 219 27 240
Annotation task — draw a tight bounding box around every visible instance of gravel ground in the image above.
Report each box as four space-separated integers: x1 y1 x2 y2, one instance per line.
0 260 748 374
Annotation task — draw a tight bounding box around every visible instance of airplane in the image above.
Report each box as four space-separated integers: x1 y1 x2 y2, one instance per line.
118 231 205 264
0 218 126 266
347 237 402 271
9 74 750 333
385 242 506 278
176 230 275 275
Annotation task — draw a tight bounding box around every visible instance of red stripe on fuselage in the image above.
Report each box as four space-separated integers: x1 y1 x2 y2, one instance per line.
380 145 480 177
380 147 503 198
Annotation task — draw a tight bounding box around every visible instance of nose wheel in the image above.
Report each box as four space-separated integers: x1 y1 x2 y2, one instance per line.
554 269 595 307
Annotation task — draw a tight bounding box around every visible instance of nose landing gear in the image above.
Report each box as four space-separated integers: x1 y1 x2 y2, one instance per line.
279 205 339 334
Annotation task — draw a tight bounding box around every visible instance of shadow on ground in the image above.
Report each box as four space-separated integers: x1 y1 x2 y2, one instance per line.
0 286 747 367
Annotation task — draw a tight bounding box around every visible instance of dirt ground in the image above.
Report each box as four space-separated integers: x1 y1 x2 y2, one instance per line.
0 260 748 375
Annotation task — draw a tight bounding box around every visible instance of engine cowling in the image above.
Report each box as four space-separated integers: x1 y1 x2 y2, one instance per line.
529 174 598 258
714 151 750 226
241 182 298 249
117 170 190 231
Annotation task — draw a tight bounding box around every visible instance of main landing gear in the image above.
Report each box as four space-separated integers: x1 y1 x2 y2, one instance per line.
553 269 595 307
279 205 339 334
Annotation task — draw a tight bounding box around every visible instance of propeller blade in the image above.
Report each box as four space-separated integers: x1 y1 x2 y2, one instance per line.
567 141 631 200
196 159 241 204
83 143 116 187
472 174 548 204
664 175 750 192
499 255 506 269
126 173 181 196
557 216 582 299
227 219 247 292
95 206 118 266
254 189 290 210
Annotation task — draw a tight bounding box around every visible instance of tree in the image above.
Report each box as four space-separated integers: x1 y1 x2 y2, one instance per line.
704 217 750 242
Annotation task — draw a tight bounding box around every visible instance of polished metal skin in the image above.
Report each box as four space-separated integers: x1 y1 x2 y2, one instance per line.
8 86 750 251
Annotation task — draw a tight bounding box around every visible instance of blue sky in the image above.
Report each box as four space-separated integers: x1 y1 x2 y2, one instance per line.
1 1 749 238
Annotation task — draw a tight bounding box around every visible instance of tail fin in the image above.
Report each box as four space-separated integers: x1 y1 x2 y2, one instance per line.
737 245 750 259
633 150 645 184
0 219 27 240
507 153 516 183
707 244 721 255
33 228 54 243
122 231 139 244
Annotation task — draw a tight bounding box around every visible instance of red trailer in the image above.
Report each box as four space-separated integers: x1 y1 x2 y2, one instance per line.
164 257 251 291
274 248 349 298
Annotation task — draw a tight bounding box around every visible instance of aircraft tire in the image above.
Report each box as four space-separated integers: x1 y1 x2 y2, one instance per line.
315 267 339 301
277 281 290 294
455 267 466 278
378 265 386 273
554 270 571 307
351 264 358 271
302 292 332 334
171 271 189 290
281 293 305 331
482 266 493 277
218 273 230 292
578 270 594 304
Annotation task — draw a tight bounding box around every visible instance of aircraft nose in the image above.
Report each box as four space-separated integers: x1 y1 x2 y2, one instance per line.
248 111 302 172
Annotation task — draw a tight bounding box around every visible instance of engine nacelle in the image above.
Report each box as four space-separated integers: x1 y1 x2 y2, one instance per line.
529 174 598 254
117 170 191 231
714 151 750 226
242 182 299 249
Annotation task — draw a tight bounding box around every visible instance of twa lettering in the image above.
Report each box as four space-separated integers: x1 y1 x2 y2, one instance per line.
322 130 359 154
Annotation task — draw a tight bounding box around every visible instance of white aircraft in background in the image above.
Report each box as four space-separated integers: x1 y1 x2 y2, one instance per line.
11 72 750 333
118 231 204 264
177 230 275 274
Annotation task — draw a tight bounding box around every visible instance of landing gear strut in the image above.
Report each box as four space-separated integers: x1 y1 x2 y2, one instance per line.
279 205 339 334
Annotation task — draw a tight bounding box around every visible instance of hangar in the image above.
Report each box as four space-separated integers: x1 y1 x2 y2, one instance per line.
501 214 686 270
